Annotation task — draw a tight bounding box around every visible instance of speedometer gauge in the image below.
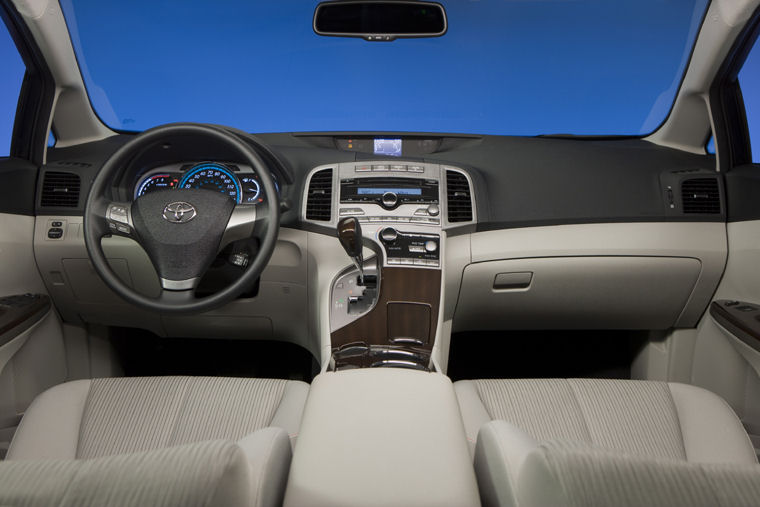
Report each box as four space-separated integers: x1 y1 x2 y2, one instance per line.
179 163 241 203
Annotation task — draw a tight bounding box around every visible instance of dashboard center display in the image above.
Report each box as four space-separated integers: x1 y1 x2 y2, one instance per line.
357 187 422 196
341 177 438 207
374 138 402 157
179 163 242 204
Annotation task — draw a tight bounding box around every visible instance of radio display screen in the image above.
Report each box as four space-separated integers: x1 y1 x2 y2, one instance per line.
357 187 422 196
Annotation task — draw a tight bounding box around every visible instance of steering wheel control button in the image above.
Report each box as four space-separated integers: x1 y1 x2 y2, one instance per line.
424 240 438 253
229 252 249 268
380 227 398 243
381 192 399 209
107 204 129 224
162 201 197 223
47 228 64 239
427 204 440 216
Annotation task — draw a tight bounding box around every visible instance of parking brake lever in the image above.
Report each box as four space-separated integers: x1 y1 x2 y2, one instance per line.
337 216 365 285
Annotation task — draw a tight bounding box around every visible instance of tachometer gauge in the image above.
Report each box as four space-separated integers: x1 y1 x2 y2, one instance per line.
135 174 178 198
178 163 241 203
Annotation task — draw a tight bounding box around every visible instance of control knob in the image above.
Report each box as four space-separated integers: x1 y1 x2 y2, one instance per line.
427 204 440 216
380 227 398 243
381 192 399 209
424 240 438 253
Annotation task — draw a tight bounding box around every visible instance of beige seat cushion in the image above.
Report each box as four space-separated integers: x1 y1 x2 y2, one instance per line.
514 433 760 507
7 376 309 460
455 378 757 463
455 379 758 507
0 435 284 507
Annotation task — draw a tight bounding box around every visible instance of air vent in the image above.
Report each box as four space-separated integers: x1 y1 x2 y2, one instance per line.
681 178 720 214
446 170 473 222
305 168 333 221
40 171 81 208
50 160 92 168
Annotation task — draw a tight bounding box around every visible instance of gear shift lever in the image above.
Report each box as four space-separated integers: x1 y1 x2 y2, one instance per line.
337 216 365 285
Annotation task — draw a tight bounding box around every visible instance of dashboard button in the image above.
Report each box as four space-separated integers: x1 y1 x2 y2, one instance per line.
356 165 371 172
425 240 438 253
47 228 63 239
390 165 407 172
408 165 424 173
339 208 365 216
372 165 390 171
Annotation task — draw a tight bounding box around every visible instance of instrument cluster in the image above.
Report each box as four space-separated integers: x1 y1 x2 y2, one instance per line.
133 162 279 205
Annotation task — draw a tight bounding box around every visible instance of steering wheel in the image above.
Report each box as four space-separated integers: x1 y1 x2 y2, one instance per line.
84 123 280 314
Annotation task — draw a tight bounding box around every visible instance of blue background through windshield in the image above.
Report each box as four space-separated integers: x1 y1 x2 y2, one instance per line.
59 0 709 136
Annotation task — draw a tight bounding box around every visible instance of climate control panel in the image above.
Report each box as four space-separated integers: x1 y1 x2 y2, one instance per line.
379 228 439 267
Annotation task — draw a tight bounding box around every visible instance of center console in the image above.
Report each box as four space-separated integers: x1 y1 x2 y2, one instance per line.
283 369 480 507
302 161 475 371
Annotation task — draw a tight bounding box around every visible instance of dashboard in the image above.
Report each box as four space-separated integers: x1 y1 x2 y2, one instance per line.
132 161 280 205
30 132 732 367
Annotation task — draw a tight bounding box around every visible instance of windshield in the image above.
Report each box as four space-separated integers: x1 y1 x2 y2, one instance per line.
60 0 709 136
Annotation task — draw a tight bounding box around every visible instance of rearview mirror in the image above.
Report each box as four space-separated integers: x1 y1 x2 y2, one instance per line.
313 1 447 41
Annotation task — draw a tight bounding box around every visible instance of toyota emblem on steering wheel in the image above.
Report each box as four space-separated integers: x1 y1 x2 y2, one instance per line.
162 201 197 223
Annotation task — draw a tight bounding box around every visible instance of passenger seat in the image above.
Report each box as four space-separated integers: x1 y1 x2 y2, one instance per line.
455 378 760 506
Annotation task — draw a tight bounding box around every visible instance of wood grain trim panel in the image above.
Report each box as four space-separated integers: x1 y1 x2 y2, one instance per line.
331 267 441 349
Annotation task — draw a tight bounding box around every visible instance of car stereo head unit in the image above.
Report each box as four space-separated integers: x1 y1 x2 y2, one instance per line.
340 177 439 209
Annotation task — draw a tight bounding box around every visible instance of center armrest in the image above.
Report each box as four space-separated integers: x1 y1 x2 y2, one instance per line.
284 369 480 507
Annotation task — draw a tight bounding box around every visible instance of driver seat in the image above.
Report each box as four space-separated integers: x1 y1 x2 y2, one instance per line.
4 376 309 506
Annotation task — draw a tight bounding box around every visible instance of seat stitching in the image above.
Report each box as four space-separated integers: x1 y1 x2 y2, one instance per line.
56 460 85 507
206 442 240 507
269 381 290 427
713 386 757 464
472 381 493 444
473 381 494 419
566 380 593 445
75 382 96 458
663 384 689 461
166 377 192 448
253 432 281 507
491 425 520 507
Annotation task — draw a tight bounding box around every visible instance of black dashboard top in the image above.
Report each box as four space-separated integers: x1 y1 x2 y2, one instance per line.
36 131 724 229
